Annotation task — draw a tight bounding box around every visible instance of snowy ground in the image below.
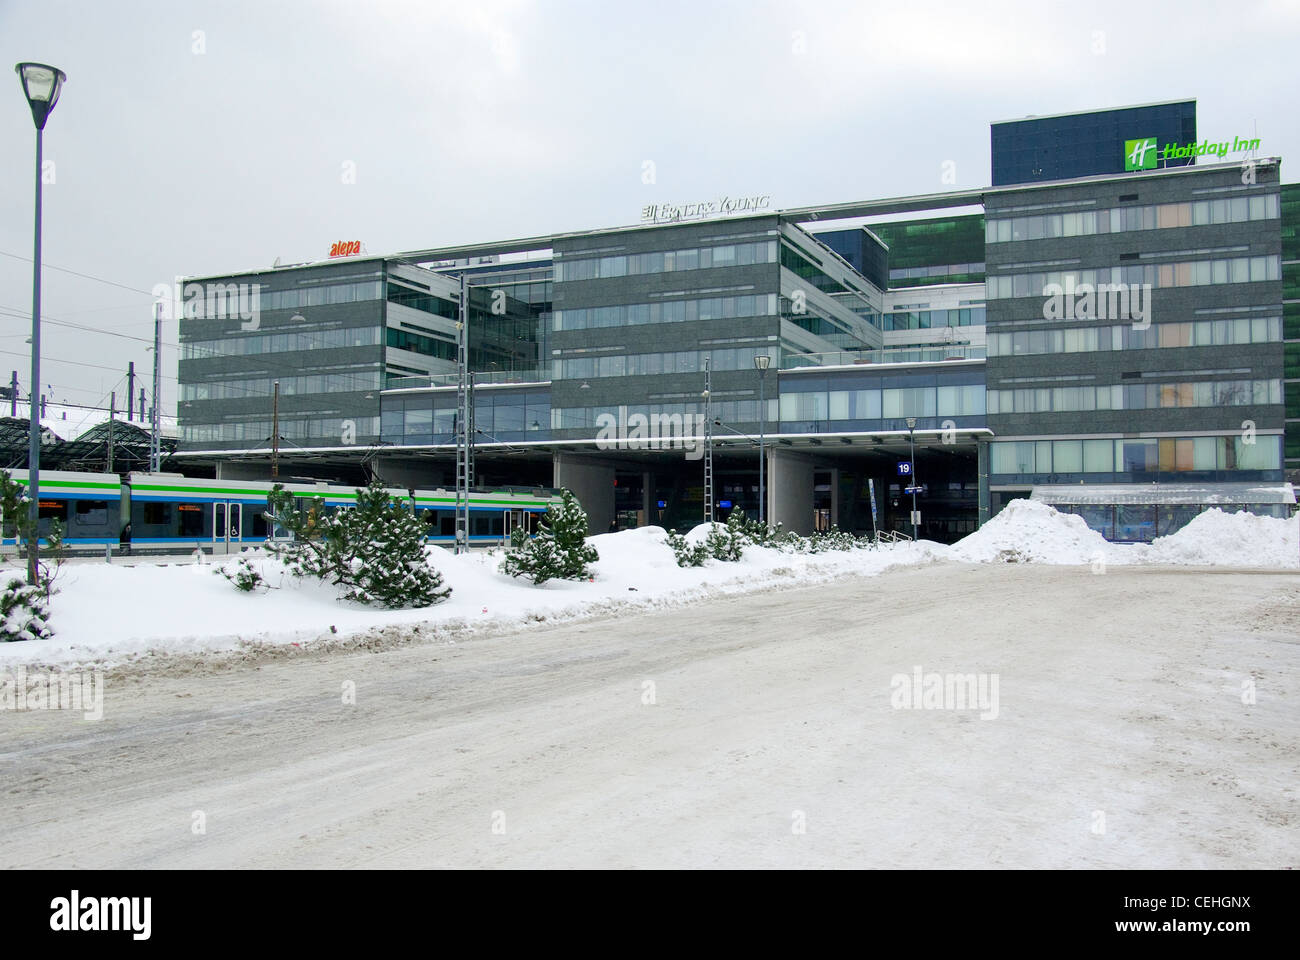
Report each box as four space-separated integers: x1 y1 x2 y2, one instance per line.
1 503 1295 668
0 562 1295 868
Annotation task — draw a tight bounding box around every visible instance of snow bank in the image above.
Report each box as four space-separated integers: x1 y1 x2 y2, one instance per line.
947 499 1120 565
1142 508 1299 568
947 499 1299 568
0 527 937 668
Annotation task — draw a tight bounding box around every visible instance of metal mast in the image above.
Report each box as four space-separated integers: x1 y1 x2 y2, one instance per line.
454 273 470 554
703 357 714 525
149 302 162 472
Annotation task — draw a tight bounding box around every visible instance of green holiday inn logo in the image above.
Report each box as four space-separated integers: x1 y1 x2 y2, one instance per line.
1124 137 1158 171
1124 134 1262 171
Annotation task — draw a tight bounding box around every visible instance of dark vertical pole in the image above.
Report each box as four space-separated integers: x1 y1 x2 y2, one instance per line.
271 380 279 478
9 372 16 417
26 127 43 585
127 361 135 420
107 392 115 473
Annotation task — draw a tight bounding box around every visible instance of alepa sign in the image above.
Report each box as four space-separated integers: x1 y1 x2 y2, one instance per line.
329 240 362 258
1124 134 1261 171
641 193 771 224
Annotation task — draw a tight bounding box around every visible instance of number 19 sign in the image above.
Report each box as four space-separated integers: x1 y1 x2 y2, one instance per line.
897 461 912 477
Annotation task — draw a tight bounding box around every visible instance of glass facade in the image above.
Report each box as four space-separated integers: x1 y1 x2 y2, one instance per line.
985 194 1280 243
554 294 776 332
990 435 1282 476
987 378 1281 414
986 256 1281 299
991 101 1196 185
987 317 1283 356
554 240 776 281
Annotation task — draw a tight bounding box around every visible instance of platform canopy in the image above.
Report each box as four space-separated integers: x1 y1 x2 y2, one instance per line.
1030 482 1296 506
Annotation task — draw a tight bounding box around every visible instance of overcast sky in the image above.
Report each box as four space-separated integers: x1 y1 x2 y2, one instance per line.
1 0 1296 413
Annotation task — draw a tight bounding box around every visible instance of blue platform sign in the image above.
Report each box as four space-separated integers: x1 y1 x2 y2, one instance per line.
897 461 913 476
656 500 667 509
718 500 733 509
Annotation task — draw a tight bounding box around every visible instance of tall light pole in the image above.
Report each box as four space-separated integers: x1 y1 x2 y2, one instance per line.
15 62 66 586
906 416 918 542
702 358 713 525
754 353 770 525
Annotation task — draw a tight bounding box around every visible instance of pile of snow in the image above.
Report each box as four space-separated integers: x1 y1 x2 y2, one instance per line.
1142 509 1299 568
0 526 940 668
947 499 1118 565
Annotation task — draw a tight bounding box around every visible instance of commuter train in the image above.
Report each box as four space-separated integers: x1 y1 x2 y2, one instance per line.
1 470 561 550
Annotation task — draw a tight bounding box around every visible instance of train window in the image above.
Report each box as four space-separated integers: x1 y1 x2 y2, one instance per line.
74 500 109 523
38 500 68 520
178 503 204 536
143 503 171 525
250 510 269 537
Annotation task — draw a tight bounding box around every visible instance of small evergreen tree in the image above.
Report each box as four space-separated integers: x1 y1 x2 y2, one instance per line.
703 511 749 562
665 529 708 567
216 553 268 592
263 481 451 609
1 576 52 643
502 489 598 585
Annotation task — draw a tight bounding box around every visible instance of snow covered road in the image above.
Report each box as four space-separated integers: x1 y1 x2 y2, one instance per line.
1 562 1297 868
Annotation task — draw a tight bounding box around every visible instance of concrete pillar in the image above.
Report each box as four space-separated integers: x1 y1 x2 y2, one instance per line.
642 470 654 526
553 452 616 532
768 447 815 535
977 439 990 527
830 466 841 529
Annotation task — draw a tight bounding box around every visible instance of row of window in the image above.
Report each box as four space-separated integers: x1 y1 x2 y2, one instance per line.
986 256 1282 300
387 327 455 360
987 379 1281 415
555 240 777 282
553 294 777 332
779 384 986 422
551 399 776 430
180 369 383 402
180 325 382 360
382 400 550 441
553 346 778 380
991 435 1282 475
888 262 985 281
883 306 986 331
180 416 381 444
987 316 1284 357
246 280 383 313
986 194 1280 244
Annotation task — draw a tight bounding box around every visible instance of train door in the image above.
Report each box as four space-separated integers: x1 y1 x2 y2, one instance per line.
212 501 243 552
504 508 528 541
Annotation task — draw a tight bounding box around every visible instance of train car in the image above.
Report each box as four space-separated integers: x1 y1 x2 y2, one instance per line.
2 470 562 552
124 473 562 550
1 469 123 546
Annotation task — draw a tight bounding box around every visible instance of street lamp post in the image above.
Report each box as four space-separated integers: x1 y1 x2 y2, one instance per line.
754 353 770 525
702 358 713 525
906 416 918 542
15 62 66 586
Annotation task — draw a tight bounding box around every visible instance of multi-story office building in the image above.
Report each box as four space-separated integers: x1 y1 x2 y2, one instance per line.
175 100 1296 541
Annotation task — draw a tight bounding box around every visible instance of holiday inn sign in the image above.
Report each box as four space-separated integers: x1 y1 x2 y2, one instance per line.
1125 134 1262 171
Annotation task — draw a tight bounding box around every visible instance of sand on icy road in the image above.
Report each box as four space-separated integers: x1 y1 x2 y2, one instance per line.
1 562 1297 868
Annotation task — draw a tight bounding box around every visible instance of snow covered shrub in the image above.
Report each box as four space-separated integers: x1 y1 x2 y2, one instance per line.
704 512 749 562
216 553 267 592
809 526 859 553
502 489 599 585
665 529 708 567
1 576 52 643
264 481 450 609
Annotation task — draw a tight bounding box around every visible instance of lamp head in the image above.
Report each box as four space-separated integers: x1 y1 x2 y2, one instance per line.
15 62 66 130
